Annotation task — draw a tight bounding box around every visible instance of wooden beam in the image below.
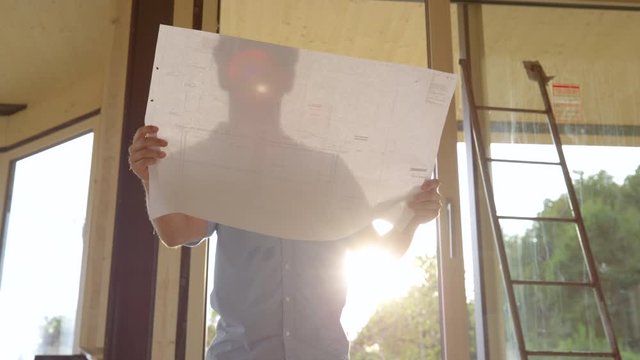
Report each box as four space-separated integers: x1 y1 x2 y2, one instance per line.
0 109 98 153
0 103 26 116
427 1 471 359
103 0 174 358
450 0 640 11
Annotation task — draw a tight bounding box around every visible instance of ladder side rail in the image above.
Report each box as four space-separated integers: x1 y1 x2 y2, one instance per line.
459 59 529 360
527 62 622 360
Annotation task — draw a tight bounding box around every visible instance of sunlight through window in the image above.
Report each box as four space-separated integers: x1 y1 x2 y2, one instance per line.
0 133 93 359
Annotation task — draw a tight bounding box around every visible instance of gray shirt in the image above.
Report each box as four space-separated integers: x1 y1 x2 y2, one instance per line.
205 224 351 360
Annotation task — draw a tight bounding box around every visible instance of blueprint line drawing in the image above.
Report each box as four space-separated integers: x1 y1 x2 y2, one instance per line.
145 25 457 241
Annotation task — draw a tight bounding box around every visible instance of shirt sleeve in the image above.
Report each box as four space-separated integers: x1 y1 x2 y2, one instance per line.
184 221 217 247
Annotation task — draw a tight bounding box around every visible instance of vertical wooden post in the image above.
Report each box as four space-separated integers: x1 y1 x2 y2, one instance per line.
104 0 174 359
425 1 471 359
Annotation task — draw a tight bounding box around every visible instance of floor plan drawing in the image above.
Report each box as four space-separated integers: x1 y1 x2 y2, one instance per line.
146 25 457 241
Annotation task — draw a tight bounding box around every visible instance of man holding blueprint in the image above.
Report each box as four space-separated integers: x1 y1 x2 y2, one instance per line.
129 26 454 360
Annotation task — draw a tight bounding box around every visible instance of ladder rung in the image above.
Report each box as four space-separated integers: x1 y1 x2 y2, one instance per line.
487 157 561 166
527 350 616 357
511 279 593 287
477 105 547 114
497 215 576 223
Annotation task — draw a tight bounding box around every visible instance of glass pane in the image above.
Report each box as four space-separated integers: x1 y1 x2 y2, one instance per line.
457 142 480 360
478 10 640 148
204 2 443 359
489 153 572 219
566 146 640 360
473 4 640 358
205 234 218 349
202 227 442 359
502 220 588 283
344 224 440 359
0 133 93 359
489 142 640 358
452 6 478 358
487 114 559 158
489 134 559 164
515 285 609 353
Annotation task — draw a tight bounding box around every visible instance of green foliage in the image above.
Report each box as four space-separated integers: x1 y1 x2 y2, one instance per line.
468 301 477 359
622 351 640 360
350 256 440 360
554 324 640 360
506 166 640 356
350 256 477 360
38 316 63 352
348 166 640 359
206 310 219 348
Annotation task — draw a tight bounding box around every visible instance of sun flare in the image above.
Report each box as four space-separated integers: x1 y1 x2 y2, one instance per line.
340 246 425 341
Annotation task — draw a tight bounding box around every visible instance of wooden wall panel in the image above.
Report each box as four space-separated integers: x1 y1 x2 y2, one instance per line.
78 0 132 357
220 0 427 66
103 0 174 358
0 0 110 104
471 6 640 146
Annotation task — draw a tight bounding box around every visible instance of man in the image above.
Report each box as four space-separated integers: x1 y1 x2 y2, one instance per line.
128 37 442 360
129 127 440 359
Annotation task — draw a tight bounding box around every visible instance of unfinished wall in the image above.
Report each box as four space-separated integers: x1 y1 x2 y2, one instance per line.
220 0 428 66
478 6 640 146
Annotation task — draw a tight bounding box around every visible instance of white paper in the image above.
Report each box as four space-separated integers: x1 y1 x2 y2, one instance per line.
145 25 457 241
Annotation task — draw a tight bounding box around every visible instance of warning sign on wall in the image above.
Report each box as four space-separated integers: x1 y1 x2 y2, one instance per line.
552 83 583 122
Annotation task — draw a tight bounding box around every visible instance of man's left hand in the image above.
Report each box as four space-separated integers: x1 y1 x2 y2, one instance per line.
407 179 442 225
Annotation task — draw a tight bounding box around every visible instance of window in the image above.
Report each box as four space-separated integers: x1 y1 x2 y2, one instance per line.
0 133 94 359
197 2 471 358
459 4 640 358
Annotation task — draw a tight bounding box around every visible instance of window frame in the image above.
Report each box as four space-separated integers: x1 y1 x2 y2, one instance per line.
0 115 97 355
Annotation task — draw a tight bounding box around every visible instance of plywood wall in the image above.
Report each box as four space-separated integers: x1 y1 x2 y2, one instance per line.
220 0 428 66
475 6 640 145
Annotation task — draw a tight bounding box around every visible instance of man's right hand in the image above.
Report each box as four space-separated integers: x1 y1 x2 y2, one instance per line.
127 125 208 247
128 125 168 183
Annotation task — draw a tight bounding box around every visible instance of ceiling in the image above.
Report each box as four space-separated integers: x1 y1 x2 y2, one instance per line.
0 0 111 107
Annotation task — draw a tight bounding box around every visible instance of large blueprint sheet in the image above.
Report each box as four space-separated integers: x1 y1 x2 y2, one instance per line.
145 25 457 241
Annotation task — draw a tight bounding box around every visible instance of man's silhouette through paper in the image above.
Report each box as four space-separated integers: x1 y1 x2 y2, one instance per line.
179 36 373 241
